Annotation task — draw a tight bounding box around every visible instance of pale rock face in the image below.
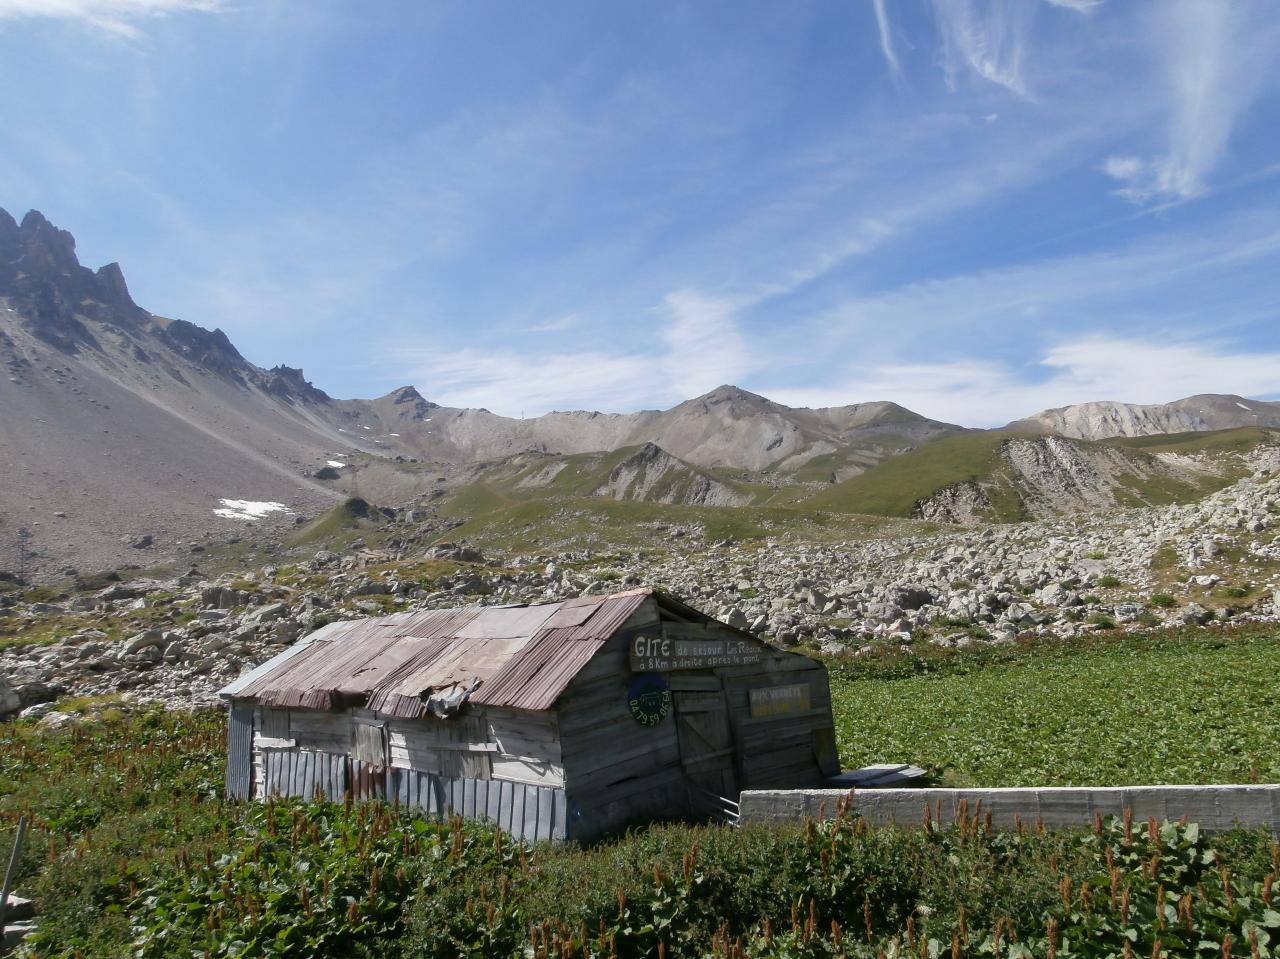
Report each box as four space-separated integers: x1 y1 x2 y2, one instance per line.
1011 395 1280 440
915 435 1219 524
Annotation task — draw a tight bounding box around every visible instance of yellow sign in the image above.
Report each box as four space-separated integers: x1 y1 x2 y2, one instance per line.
748 683 811 718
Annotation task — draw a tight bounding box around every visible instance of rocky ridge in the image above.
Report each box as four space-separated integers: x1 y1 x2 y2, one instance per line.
1011 394 1280 440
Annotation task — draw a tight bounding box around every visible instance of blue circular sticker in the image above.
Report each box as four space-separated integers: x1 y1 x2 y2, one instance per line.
627 673 672 727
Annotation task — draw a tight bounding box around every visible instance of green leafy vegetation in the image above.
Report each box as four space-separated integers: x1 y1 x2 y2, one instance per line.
828 625 1280 786
4 639 1280 957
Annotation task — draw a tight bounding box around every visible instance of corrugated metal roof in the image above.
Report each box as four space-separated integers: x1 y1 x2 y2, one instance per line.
220 588 654 716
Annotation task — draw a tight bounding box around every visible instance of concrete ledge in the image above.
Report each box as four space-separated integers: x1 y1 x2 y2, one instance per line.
738 785 1280 833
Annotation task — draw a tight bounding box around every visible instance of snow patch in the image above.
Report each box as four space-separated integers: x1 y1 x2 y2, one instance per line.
1236 402 1253 411
327 460 346 468
214 499 291 521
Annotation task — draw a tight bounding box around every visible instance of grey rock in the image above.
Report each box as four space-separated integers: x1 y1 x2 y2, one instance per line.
1180 603 1214 625
0 676 19 717
125 629 165 653
0 892 34 921
890 586 934 611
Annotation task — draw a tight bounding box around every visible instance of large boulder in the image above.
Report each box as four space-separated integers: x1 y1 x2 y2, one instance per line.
0 677 20 718
890 586 935 611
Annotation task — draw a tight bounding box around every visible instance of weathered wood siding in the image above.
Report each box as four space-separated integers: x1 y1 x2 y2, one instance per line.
556 599 839 840
558 601 688 842
718 652 838 789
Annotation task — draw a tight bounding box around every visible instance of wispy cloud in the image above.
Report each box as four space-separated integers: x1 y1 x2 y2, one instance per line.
1103 1 1279 204
0 0 222 39
394 289 755 416
930 0 1035 97
523 313 582 334
659 290 751 399
770 336 1280 426
1043 0 1103 11
870 0 900 74
394 347 655 416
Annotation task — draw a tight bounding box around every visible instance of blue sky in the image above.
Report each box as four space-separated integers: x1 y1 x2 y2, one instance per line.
1 0 1278 425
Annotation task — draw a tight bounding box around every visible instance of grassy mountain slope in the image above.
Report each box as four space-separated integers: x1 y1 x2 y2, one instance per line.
801 427 1277 523
801 432 1024 519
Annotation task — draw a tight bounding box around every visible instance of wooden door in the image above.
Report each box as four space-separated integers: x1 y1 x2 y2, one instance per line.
673 689 737 801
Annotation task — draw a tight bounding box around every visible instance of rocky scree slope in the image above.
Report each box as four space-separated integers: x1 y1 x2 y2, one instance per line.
2 447 1277 722
0 212 371 579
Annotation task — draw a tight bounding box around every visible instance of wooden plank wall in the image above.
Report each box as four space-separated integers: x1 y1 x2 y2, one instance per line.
557 603 691 842
718 652 837 789
225 703 254 800
556 602 840 840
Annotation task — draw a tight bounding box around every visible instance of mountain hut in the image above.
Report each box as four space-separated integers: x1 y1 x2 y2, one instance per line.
218 588 838 842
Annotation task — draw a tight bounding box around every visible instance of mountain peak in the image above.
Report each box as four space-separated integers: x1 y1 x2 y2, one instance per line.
695 384 775 408
0 207 146 343
264 365 330 403
93 262 138 310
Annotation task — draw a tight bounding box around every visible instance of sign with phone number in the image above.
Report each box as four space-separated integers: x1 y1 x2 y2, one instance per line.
629 633 762 672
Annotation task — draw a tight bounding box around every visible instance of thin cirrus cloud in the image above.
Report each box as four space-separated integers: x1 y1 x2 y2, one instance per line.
930 0 1037 97
393 290 755 417
1042 0 1102 10
870 0 900 75
1103 0 1279 204
869 0 1098 98
0 0 221 39
769 337 1280 427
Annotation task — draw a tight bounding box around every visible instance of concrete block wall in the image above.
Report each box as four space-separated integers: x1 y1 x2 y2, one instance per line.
738 785 1280 833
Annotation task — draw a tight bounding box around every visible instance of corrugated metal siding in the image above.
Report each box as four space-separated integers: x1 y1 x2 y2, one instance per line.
224 589 654 717
386 767 566 841
261 748 347 801
225 703 254 800
256 750 565 841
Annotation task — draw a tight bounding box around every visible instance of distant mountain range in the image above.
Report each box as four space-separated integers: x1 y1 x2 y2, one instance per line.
1 207 1277 577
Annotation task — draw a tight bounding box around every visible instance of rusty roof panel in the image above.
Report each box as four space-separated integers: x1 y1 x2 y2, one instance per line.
220 589 656 715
